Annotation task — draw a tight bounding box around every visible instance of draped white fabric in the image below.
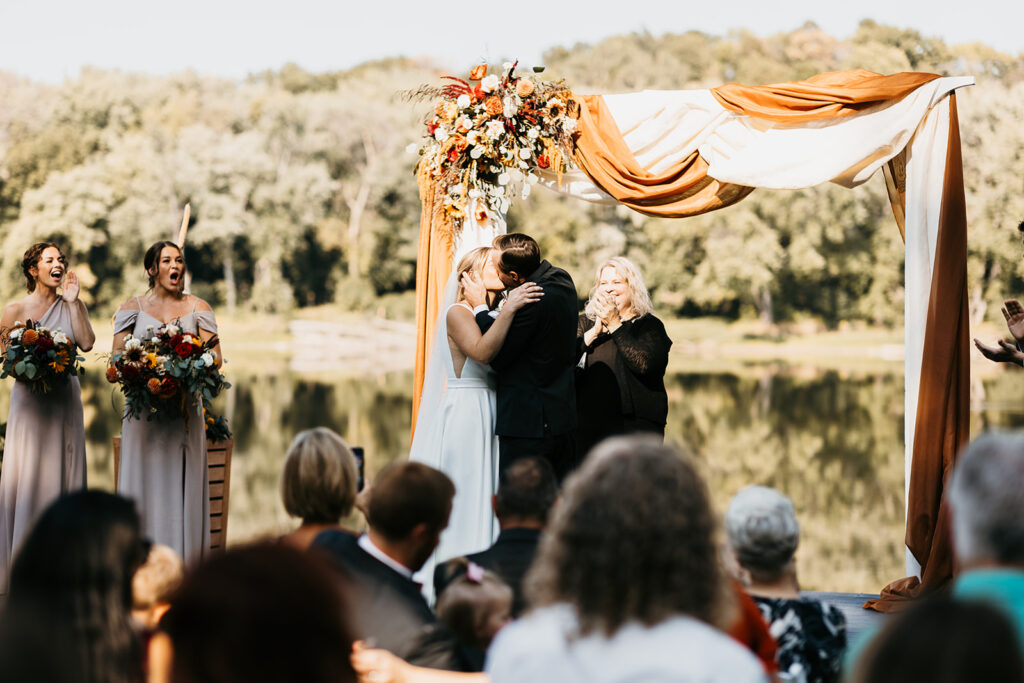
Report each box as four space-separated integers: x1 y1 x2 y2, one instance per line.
538 76 975 577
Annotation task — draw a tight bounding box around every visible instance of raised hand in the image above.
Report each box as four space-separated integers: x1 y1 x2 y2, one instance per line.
504 282 543 313
61 270 80 303
1002 300 1024 342
974 337 1024 365
461 272 487 309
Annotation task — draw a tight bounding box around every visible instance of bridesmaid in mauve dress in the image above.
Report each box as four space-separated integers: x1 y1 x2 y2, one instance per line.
0 242 96 592
112 240 222 562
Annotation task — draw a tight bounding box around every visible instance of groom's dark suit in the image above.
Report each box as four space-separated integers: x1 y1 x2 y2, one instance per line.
476 259 578 479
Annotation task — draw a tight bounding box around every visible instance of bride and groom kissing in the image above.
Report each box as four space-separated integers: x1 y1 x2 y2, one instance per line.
409 233 577 586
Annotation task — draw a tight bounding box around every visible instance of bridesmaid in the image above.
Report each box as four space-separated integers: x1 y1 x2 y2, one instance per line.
0 242 95 592
113 240 221 561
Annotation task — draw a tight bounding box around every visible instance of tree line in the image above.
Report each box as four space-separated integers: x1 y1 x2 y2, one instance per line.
1 20 1022 327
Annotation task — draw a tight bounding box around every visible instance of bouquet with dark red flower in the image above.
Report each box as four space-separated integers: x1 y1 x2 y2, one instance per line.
107 322 230 438
2 320 84 394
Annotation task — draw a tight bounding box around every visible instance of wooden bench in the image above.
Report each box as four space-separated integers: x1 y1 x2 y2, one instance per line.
113 436 234 551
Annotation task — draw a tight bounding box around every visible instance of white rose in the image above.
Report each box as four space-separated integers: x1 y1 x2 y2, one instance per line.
470 146 484 159
562 118 578 133
468 188 483 199
502 96 518 118
518 147 532 160
151 336 160 344
485 121 504 138
434 126 449 142
467 130 479 145
481 75 500 92
53 331 69 345
9 328 22 340
165 323 180 336
519 161 529 169
125 338 142 351
497 172 510 186
201 352 215 367
457 94 471 108
527 128 540 140
405 142 420 154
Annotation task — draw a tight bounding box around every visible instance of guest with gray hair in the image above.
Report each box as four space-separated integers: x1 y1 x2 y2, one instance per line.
725 486 846 683
950 431 1024 651
279 427 359 550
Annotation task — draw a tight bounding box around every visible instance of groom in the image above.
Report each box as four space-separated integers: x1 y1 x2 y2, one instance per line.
474 233 578 480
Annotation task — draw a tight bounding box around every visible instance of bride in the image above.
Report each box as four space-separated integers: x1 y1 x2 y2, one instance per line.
409 246 541 598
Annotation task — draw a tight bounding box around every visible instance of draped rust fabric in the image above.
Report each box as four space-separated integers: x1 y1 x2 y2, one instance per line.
710 70 941 123
412 169 454 436
570 94 754 217
863 94 970 612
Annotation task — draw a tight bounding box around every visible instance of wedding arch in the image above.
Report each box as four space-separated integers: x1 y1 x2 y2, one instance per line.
411 69 974 610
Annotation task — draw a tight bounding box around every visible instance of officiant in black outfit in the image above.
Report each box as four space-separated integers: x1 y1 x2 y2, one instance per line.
576 257 672 459
473 233 579 481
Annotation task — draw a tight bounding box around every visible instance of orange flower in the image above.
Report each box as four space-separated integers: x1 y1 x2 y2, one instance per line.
434 101 446 117
453 135 469 152
147 377 162 394
516 79 535 97
105 366 119 383
21 329 38 345
484 96 503 116
474 206 489 223
469 64 487 80
537 154 551 169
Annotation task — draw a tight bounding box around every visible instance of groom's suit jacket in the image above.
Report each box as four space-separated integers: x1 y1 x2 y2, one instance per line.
476 260 578 438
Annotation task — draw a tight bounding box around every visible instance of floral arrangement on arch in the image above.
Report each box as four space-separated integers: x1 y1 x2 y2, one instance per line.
410 61 578 234
106 322 231 441
2 321 84 395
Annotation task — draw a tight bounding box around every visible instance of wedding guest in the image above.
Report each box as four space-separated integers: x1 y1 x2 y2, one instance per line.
576 257 671 458
113 240 222 562
725 486 846 683
436 560 514 671
0 491 148 683
487 435 767 682
131 544 184 631
434 456 557 617
850 596 1024 683
314 461 468 670
0 242 95 593
153 543 357 683
948 432 1024 649
279 427 360 550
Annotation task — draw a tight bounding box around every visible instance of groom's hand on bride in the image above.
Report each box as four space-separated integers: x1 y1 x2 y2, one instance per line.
504 282 543 312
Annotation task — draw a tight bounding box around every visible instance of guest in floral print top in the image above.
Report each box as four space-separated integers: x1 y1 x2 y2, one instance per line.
724 486 847 683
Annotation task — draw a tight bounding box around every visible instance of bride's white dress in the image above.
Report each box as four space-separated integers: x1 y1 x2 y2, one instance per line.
409 302 499 601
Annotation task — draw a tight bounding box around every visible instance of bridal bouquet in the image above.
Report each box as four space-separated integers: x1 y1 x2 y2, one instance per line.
106 322 231 439
410 61 578 233
2 321 84 394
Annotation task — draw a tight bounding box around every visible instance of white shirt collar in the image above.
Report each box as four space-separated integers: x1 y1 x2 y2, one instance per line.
358 534 414 579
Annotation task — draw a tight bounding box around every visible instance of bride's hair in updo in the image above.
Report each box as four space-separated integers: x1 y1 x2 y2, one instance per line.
21 242 67 293
143 241 183 289
455 247 492 303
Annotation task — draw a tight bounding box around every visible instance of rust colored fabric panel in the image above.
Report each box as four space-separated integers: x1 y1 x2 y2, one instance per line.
412 171 454 437
571 94 754 218
710 70 941 123
865 93 970 613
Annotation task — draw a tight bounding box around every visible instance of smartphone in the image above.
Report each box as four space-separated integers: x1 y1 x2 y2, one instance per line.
352 446 365 492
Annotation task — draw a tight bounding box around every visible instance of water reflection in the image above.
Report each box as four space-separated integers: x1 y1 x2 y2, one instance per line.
3 362 1019 595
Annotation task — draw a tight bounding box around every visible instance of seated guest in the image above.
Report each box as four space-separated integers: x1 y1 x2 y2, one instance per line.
725 486 846 683
436 560 514 671
279 427 360 550
949 431 1024 648
131 543 184 630
314 461 467 670
153 543 356 683
434 456 557 616
487 435 767 682
0 491 149 683
850 596 1024 683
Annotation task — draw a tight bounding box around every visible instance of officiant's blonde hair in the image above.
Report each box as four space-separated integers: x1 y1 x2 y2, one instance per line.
584 257 653 320
455 247 493 303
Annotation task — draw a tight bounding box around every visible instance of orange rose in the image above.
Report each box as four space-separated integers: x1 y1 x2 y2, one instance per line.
469 64 487 81
516 79 535 97
21 329 38 345
453 135 469 152
105 366 119 383
484 96 503 116
147 377 162 394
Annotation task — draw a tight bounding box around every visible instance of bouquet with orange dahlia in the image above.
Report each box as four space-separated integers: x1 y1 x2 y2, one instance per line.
107 322 230 439
2 320 84 394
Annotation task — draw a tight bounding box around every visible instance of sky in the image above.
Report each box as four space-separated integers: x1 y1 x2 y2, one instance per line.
0 0 1021 82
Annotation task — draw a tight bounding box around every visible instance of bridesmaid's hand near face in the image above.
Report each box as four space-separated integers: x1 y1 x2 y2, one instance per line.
61 271 80 303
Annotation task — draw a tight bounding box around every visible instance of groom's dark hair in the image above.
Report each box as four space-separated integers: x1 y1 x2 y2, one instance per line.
367 462 455 540
494 233 540 278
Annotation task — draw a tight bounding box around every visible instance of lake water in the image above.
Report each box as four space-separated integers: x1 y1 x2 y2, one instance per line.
6 357 1023 595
